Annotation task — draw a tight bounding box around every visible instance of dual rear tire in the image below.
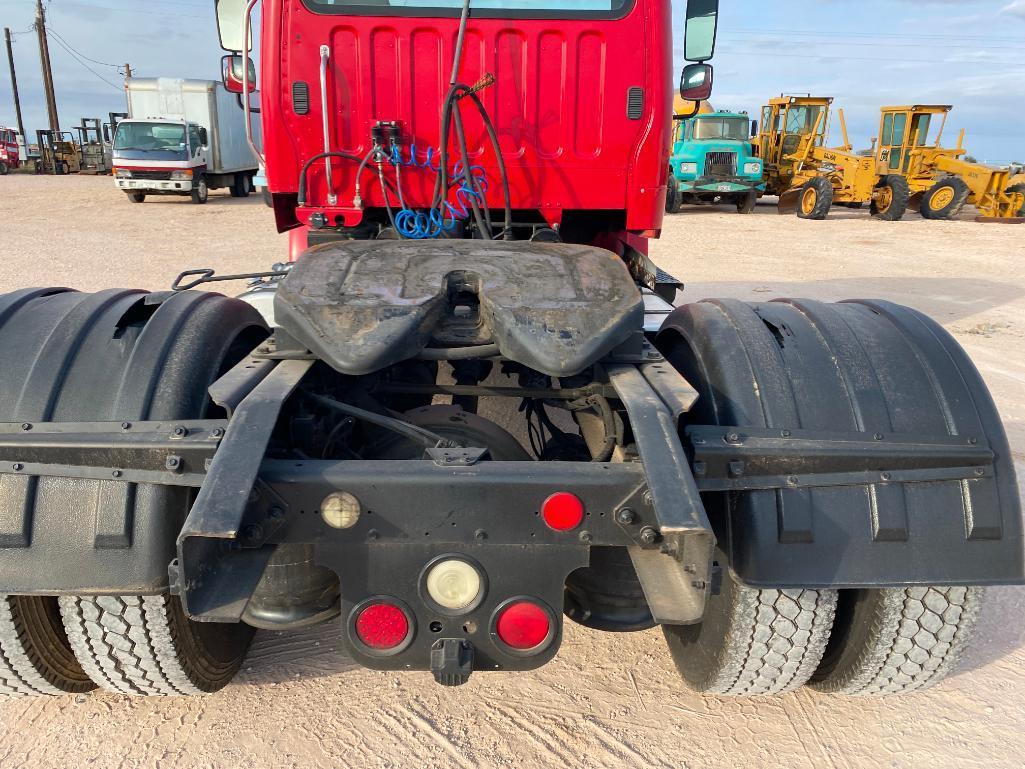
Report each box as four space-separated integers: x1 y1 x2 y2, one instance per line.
657 298 998 696
0 288 267 698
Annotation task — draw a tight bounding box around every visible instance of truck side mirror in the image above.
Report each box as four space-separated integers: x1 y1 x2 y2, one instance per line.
679 63 713 103
199 128 209 146
684 0 719 62
222 55 257 94
215 0 250 53
751 120 759 138
103 124 111 144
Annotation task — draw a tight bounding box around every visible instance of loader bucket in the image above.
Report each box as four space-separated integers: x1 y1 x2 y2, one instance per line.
777 186 802 215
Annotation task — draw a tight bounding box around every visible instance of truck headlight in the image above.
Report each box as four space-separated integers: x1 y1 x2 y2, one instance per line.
744 162 762 175
679 163 698 175
170 170 194 181
114 168 132 178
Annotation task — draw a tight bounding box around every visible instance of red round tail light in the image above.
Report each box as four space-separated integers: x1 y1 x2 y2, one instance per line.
495 600 552 651
541 492 584 531
354 602 410 651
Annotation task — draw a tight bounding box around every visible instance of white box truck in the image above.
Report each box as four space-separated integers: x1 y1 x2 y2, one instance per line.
113 78 260 204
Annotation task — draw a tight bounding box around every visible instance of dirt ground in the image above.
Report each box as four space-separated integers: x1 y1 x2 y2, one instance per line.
1 175 1024 769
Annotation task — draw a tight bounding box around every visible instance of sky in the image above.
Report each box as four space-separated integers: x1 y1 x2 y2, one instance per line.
0 0 1023 163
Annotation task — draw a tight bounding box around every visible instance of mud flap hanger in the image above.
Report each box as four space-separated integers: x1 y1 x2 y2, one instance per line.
687 426 994 492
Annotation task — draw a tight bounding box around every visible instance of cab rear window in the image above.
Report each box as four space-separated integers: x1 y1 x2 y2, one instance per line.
302 0 631 19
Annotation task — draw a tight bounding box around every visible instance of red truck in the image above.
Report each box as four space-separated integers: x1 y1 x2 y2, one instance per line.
0 0 1020 703
0 126 21 174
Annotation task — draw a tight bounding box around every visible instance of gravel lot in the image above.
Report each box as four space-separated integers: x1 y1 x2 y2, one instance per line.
1 174 1024 769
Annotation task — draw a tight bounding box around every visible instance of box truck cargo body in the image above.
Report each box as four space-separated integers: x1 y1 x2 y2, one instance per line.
113 78 260 204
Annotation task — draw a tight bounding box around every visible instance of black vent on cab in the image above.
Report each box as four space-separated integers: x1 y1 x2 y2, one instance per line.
627 87 644 120
292 82 310 115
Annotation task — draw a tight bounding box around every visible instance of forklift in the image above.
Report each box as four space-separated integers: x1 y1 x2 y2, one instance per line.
875 105 1025 221
34 130 82 175
75 118 112 174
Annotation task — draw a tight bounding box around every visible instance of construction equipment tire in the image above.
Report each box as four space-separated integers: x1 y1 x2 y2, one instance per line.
796 177 833 220
0 595 95 697
127 192 146 204
811 587 983 695
870 174 910 221
666 173 682 214
921 177 969 220
191 177 209 205
736 190 757 214
1006 184 1025 217
59 594 253 696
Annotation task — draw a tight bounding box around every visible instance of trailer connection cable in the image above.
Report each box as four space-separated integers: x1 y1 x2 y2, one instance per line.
389 143 490 239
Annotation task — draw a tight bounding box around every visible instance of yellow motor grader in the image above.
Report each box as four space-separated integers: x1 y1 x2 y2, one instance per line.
874 105 1025 221
757 96 907 221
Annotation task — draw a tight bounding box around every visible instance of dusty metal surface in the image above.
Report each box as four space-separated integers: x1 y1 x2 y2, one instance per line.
275 240 644 376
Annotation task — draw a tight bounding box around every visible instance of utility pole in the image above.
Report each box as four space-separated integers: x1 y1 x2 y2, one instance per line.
4 28 26 142
123 63 132 110
35 0 59 134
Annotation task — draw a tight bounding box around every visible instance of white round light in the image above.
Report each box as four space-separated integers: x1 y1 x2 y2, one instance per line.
321 492 361 529
426 559 482 610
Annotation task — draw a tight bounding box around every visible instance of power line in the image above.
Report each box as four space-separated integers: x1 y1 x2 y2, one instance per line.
47 27 122 69
45 29 123 90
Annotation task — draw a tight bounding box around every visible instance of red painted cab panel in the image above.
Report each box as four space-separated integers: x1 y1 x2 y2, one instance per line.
260 0 673 238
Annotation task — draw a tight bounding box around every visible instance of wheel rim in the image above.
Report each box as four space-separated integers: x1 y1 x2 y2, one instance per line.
801 187 817 214
876 186 893 212
929 185 955 211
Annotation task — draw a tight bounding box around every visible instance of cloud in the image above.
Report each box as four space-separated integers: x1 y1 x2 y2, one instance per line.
1002 0 1025 17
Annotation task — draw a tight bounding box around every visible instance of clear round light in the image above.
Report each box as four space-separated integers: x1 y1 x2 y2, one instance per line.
425 559 482 610
321 491 361 529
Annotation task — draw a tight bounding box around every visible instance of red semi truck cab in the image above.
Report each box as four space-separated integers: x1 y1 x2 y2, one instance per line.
216 0 715 276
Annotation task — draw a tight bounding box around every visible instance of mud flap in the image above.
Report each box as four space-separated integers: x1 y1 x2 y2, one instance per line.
658 298 1024 589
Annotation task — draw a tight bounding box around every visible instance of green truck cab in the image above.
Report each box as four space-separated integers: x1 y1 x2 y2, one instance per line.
666 111 765 214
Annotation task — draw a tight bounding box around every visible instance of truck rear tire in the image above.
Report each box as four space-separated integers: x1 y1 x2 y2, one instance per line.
0 161 8 175
796 177 833 220
191 178 209 205
920 177 969 220
0 288 268 694
811 587 983 695
0 595 95 696
127 192 146 204
662 553 836 695
59 594 253 696
736 190 757 214
870 174 910 221
229 173 251 198
656 297 1015 695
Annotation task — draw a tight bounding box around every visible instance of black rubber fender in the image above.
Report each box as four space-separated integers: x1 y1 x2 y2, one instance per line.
657 298 1023 589
0 288 267 594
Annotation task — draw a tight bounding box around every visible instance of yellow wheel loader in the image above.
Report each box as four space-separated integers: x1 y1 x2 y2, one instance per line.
875 105 1025 221
758 96 906 221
